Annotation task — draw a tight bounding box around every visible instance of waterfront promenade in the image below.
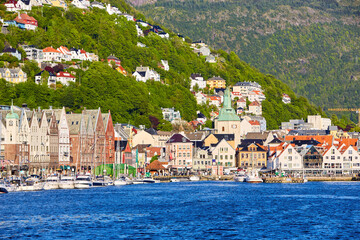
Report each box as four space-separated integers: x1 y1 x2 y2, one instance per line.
1 181 359 239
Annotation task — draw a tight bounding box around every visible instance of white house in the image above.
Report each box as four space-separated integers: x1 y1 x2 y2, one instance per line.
4 0 21 12
233 81 262 95
43 47 62 62
56 72 76 86
274 143 303 171
71 0 89 9
195 92 207 105
236 97 247 109
322 145 342 169
282 94 291 104
161 108 181 122
340 144 360 171
248 101 262 116
307 115 332 130
22 45 43 62
90 1 104 9
199 46 210 56
159 60 169 71
240 118 252 137
248 90 266 102
132 66 160 82
190 74 206 90
35 70 57 86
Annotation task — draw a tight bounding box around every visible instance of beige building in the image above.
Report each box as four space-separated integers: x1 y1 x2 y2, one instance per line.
132 130 156 147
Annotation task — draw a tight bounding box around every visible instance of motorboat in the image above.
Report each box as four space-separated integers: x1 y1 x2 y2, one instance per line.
114 176 132 186
0 181 8 194
92 176 108 187
234 171 246 182
20 177 44 191
244 170 263 183
58 175 75 189
170 178 190 182
104 176 113 186
132 177 156 184
189 175 200 181
43 175 60 190
74 175 92 189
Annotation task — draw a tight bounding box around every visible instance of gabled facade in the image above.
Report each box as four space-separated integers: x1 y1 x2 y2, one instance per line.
211 139 236 168
166 133 193 170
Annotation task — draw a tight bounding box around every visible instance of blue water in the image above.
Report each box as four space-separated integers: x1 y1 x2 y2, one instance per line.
1 182 360 239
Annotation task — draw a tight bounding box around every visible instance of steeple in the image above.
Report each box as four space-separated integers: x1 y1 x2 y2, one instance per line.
6 100 19 120
217 87 240 121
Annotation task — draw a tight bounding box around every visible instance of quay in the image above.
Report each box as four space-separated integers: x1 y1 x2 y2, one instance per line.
262 177 305 183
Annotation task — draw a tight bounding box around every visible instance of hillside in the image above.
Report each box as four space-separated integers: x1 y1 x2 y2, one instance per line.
0 1 321 130
135 0 360 119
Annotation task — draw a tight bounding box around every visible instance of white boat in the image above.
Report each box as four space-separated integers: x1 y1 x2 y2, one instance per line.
0 181 8 194
74 175 92 189
92 176 109 187
189 175 200 181
114 177 132 186
43 175 60 190
132 178 156 184
170 178 190 182
59 175 75 189
20 177 44 191
234 171 246 182
245 175 263 183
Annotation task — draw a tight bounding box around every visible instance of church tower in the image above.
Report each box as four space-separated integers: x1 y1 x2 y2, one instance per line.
214 87 241 146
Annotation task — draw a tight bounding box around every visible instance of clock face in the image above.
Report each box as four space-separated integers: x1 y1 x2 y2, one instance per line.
232 124 237 129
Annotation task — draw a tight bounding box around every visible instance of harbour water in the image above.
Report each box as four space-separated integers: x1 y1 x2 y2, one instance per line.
1 181 360 239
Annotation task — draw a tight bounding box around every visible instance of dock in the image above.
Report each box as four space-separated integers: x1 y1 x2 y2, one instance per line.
263 177 305 183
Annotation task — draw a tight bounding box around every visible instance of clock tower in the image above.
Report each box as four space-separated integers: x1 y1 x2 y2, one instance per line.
214 87 241 146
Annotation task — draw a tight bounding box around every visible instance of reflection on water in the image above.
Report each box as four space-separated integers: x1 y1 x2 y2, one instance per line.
1 181 360 239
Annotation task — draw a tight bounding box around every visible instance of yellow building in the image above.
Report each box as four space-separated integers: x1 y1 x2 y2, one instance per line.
206 76 226 89
237 143 267 169
0 68 27 83
204 133 236 149
49 0 68 9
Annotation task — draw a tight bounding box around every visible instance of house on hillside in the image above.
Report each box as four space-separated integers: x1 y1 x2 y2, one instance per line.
4 0 21 12
56 72 76 86
158 60 169 71
43 47 62 62
282 94 291 104
6 13 38 30
190 73 206 90
35 70 57 86
161 108 181 122
248 100 262 116
22 45 43 62
1 47 21 60
132 66 160 82
207 76 226 89
71 0 90 9
0 68 27 83
107 55 121 67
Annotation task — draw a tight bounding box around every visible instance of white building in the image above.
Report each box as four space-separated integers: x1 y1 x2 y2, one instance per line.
210 139 236 168
195 92 207 105
190 74 206 90
22 45 43 62
56 72 76 86
307 115 332 130
282 94 291 104
161 107 181 122
248 101 262 116
132 66 160 82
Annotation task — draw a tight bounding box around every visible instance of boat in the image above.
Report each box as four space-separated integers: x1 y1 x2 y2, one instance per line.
132 177 156 184
114 176 132 186
58 175 75 189
74 175 92 189
43 175 60 190
92 176 108 187
170 178 190 182
244 171 263 183
234 171 246 182
20 177 44 191
189 175 200 181
0 181 8 194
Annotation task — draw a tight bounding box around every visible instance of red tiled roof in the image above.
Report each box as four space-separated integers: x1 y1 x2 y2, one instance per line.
57 71 75 78
146 160 167 171
249 120 260 126
43 47 60 53
14 13 37 25
249 100 260 106
285 135 333 146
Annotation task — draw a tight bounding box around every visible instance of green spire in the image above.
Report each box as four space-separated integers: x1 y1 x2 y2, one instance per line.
6 100 19 120
217 87 240 121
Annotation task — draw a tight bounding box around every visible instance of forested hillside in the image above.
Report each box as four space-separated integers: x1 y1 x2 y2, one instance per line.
0 1 321 129
135 0 360 119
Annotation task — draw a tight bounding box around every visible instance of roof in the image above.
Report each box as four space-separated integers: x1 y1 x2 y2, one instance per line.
133 144 150 153
2 47 17 53
186 132 205 141
285 135 333 146
245 132 269 140
208 76 225 81
249 120 260 126
146 160 166 171
213 134 234 141
43 47 60 53
57 72 75 78
268 138 282 144
249 100 260 107
14 13 37 25
238 143 267 152
108 55 120 61
197 112 206 119
166 133 191 143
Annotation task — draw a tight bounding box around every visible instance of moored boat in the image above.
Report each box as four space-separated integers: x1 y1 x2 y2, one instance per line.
170 178 190 182
114 176 132 186
43 175 60 190
92 176 108 187
234 171 246 182
189 175 200 181
59 175 75 189
20 177 44 191
132 177 156 184
74 175 92 189
244 175 263 183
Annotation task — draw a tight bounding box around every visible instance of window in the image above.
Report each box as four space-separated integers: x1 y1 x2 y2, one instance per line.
230 155 233 159
220 155 223 160
349 150 353 154
288 149 292 154
187 153 190 157
225 155 228 160
288 156 292 161
331 149 335 154
331 156 335 160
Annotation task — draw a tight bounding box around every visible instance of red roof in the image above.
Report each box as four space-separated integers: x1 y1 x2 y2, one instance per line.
14 13 37 25
43 47 60 53
249 100 260 106
249 120 260 126
57 72 75 78
237 97 246 102
285 135 333 146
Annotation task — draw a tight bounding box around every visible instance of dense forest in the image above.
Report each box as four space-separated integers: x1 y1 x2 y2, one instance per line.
0 1 322 130
135 0 360 121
